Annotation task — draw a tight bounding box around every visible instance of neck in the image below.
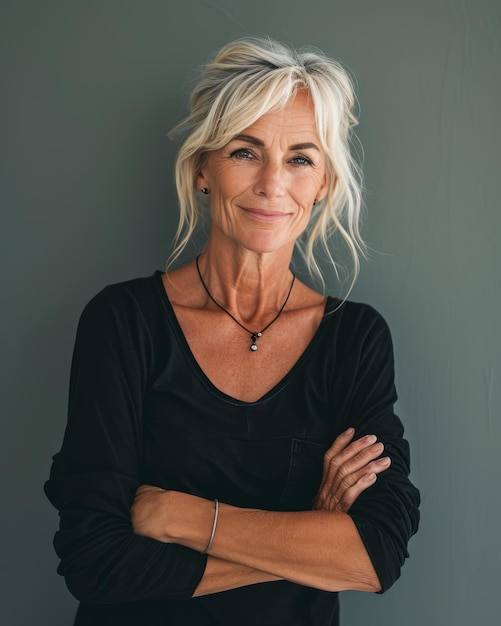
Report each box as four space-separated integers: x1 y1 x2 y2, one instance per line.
197 242 295 324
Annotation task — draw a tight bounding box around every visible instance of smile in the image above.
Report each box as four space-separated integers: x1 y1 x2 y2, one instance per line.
241 207 289 222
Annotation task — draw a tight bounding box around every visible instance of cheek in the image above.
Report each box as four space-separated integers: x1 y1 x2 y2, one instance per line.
297 207 314 229
290 180 319 210
209 161 248 194
208 192 240 230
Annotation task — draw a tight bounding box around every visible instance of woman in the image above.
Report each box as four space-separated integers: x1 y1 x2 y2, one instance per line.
45 37 420 625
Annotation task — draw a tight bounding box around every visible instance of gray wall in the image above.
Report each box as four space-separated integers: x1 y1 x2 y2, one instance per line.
2 1 500 624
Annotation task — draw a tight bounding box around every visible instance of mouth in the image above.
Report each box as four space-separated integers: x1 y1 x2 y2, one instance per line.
241 207 289 222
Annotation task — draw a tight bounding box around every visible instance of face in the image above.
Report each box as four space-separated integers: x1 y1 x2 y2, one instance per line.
196 91 328 256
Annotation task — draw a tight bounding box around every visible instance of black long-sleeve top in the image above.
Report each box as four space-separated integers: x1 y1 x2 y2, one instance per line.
45 271 420 625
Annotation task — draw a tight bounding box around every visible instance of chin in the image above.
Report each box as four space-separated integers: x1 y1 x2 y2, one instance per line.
239 235 295 256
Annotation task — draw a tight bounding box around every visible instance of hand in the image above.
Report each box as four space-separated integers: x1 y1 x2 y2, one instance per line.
312 428 391 513
130 484 171 542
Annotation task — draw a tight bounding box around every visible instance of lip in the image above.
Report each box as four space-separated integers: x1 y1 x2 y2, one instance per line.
241 207 289 222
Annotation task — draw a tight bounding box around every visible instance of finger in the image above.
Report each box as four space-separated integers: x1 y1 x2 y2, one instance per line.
315 445 384 507
337 456 392 512
371 456 392 470
313 455 391 512
322 428 356 468
318 428 356 491
326 464 384 513
336 441 386 478
329 426 356 450
338 455 391 492
318 439 384 500
323 434 379 477
334 473 378 512
333 456 392 509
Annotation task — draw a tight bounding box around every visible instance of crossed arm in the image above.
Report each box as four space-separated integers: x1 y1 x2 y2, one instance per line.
131 428 391 596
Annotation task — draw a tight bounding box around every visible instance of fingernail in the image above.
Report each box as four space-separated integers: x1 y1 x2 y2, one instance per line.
377 456 391 465
345 427 355 436
365 435 377 445
364 473 377 482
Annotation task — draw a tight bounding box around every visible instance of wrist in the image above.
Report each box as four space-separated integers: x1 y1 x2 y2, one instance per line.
165 492 220 552
201 499 219 554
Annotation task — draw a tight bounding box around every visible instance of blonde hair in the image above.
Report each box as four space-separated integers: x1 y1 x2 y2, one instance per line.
169 36 365 291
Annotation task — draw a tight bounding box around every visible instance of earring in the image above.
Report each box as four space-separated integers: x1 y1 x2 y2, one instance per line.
201 188 209 195
313 199 317 206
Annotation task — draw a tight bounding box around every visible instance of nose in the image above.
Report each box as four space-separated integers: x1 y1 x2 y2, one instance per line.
253 160 286 198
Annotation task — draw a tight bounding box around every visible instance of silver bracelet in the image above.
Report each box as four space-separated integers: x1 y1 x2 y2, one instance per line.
201 499 219 554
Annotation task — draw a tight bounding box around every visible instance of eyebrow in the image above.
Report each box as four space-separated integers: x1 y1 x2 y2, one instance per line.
233 134 321 152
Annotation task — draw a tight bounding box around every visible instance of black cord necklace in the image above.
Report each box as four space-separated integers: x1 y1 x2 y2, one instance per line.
195 254 296 352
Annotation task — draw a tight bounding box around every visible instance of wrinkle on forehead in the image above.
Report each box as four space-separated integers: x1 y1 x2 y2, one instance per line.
236 92 321 151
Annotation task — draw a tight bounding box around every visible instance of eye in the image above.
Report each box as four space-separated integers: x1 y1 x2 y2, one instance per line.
290 155 314 166
230 148 255 160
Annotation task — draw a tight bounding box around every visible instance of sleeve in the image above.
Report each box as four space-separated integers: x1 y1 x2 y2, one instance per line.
342 307 420 593
44 286 207 604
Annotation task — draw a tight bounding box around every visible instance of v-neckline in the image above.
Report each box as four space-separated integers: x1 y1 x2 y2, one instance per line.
153 270 338 406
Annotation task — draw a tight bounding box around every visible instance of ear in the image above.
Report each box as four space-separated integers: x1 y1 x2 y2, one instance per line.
315 171 330 203
195 170 208 192
195 154 211 192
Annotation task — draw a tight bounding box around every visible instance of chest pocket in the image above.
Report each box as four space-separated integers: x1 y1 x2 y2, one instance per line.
279 439 330 511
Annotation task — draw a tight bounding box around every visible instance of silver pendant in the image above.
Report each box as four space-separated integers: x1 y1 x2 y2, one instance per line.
250 332 262 352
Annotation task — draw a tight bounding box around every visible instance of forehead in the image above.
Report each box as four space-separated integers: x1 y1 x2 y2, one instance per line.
239 91 320 142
